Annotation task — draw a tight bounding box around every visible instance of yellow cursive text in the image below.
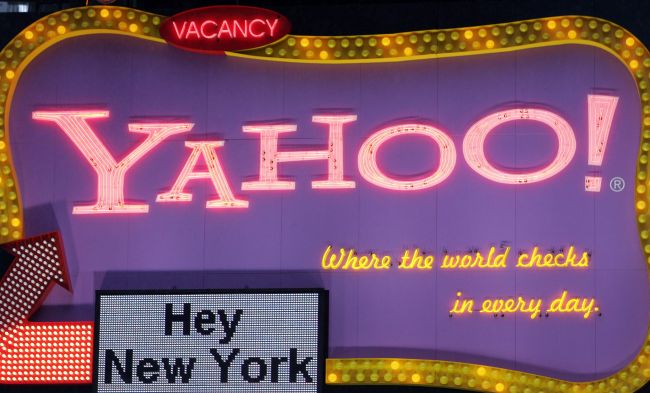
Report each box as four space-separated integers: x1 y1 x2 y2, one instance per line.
321 246 392 270
440 246 510 269
517 246 589 268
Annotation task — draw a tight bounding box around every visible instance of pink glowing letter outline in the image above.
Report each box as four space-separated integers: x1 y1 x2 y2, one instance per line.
357 123 456 191
32 110 193 214
463 108 576 184
584 94 619 192
156 141 248 208
242 114 357 190
587 94 619 166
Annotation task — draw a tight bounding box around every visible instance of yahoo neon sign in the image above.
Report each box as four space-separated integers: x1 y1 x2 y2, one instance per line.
32 95 617 214
4 9 649 393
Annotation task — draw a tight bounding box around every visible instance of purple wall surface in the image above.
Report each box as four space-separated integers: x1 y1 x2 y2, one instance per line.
8 34 649 381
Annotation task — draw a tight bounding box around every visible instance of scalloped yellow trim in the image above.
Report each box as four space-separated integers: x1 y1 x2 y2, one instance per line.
0 6 648 392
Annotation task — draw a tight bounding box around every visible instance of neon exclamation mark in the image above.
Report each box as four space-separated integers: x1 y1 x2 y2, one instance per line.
585 94 619 192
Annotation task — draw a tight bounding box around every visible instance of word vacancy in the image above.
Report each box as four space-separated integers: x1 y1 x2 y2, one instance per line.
32 94 617 214
170 17 280 41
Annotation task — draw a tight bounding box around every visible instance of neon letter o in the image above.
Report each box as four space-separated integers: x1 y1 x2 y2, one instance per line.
462 108 576 184
358 123 457 190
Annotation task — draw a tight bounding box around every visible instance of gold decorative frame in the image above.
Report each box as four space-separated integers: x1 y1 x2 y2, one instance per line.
0 6 648 392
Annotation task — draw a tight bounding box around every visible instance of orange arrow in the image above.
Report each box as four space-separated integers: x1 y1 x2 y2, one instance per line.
0 232 93 384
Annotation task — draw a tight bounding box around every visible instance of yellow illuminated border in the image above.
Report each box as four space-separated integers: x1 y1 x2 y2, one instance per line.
0 6 649 392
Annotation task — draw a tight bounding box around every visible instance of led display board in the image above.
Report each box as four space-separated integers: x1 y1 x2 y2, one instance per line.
0 5 649 393
93 289 326 393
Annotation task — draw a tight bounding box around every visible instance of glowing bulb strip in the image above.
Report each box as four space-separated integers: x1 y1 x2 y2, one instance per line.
156 141 248 208
357 123 456 190
32 111 193 214
242 115 356 190
325 358 592 392
587 94 619 166
463 108 576 184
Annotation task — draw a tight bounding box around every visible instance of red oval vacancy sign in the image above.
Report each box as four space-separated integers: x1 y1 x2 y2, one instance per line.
160 6 291 54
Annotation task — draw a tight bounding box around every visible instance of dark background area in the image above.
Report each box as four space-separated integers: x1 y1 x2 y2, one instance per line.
0 0 650 46
1 0 650 392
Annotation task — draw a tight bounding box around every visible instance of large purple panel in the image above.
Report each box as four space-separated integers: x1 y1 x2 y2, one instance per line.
8 35 648 381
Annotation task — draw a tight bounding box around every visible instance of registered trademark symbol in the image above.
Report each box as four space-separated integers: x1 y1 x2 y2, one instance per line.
609 177 625 192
